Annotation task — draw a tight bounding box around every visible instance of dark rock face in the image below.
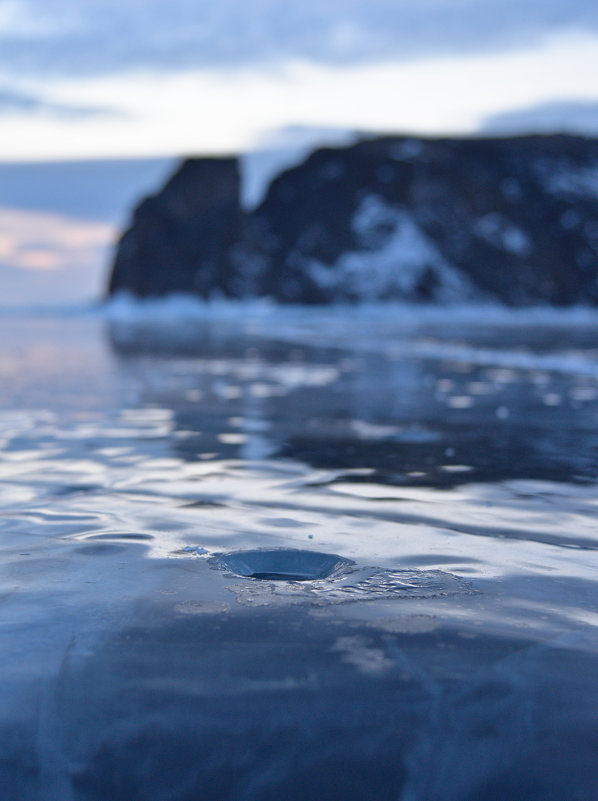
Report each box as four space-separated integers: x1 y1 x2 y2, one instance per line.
108 135 598 305
109 158 244 297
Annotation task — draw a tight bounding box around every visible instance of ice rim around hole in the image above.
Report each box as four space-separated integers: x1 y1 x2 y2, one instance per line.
209 548 356 581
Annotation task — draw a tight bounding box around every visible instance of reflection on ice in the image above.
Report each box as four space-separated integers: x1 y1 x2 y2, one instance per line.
103 306 598 489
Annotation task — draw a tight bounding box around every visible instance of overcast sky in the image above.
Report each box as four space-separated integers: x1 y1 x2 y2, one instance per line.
0 0 597 306
1 0 597 160
2 0 598 75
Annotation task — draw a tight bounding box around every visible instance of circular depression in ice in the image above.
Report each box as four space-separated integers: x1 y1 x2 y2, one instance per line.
213 549 354 581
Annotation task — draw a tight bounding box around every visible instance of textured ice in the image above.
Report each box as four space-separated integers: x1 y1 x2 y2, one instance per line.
211 549 471 605
225 565 473 608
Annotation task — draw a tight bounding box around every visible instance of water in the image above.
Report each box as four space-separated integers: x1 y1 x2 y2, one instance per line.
1 303 598 800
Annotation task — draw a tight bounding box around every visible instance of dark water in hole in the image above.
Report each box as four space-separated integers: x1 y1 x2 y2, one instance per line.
1 304 598 800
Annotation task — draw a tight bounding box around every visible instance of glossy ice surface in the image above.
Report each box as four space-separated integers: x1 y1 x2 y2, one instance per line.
1 303 598 800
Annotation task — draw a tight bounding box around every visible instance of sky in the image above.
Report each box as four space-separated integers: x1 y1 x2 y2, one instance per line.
0 0 597 305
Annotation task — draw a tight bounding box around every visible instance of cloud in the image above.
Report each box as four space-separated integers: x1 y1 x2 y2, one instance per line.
1 0 598 77
0 205 115 304
1 32 597 161
0 206 115 271
482 99 598 135
0 87 121 117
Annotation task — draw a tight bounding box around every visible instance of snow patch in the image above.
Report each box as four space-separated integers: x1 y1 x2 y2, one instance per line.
308 195 475 301
560 209 581 230
474 213 533 257
351 194 397 247
389 140 423 162
543 164 598 200
240 126 357 210
500 177 522 203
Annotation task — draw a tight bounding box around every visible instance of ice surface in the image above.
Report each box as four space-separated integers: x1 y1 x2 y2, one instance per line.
0 308 597 799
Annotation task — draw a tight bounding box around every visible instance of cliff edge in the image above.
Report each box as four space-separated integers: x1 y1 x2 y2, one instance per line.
108 135 598 305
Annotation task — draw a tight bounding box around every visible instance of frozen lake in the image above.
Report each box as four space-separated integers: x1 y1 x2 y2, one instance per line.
1 302 598 800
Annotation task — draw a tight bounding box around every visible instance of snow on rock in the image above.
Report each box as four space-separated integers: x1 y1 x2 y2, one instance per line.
109 134 598 306
544 165 598 200
473 213 533 257
308 196 475 301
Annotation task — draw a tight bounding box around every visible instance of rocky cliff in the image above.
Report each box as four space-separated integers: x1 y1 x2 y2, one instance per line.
108 135 598 305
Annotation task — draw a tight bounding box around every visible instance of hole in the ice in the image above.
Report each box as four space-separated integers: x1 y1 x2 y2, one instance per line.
214 549 354 581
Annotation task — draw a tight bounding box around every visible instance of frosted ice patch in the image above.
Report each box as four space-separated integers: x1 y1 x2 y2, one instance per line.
320 568 470 602
331 635 395 676
366 614 440 634
221 560 473 608
174 600 230 615
170 545 210 558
